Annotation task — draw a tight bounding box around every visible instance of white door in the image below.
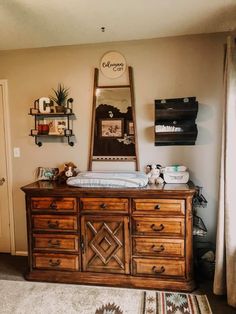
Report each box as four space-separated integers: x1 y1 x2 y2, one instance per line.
0 83 11 252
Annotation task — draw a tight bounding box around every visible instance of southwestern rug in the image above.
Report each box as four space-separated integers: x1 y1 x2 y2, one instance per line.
0 279 212 314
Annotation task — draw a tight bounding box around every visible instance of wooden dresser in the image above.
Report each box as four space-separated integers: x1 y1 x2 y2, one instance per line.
21 181 196 291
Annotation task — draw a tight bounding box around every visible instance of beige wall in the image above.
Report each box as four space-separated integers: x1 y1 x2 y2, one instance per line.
0 33 226 252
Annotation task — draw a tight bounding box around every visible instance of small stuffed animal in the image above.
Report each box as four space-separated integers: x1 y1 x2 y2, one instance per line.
146 164 164 185
56 162 77 183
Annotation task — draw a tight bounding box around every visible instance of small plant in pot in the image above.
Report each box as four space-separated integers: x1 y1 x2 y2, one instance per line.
50 84 69 113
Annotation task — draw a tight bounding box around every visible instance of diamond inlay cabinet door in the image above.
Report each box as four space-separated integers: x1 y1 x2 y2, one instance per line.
81 215 130 274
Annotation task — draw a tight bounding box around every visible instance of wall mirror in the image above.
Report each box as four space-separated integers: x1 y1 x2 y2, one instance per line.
89 67 139 170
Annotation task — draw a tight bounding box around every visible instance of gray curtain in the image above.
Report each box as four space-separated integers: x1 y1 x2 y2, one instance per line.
213 35 236 307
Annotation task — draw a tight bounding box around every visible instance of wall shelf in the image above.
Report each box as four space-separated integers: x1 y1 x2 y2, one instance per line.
29 113 75 117
29 112 76 147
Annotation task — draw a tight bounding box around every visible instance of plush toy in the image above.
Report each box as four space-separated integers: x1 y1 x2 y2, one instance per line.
56 162 78 183
146 164 164 185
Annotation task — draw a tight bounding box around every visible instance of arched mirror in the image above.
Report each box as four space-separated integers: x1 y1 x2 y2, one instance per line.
89 67 139 170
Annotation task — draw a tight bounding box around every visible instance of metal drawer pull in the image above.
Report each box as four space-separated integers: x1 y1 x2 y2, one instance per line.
152 266 165 274
100 203 107 209
48 240 61 248
47 220 59 229
50 201 57 209
152 244 165 252
48 259 61 267
154 204 160 210
151 223 164 232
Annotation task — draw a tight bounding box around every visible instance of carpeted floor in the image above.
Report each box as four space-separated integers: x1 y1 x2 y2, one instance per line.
0 280 144 314
0 254 235 314
0 279 212 314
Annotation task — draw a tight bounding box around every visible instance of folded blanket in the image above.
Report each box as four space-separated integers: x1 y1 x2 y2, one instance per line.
67 171 148 188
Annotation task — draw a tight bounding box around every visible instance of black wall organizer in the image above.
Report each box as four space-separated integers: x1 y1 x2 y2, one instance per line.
155 97 198 146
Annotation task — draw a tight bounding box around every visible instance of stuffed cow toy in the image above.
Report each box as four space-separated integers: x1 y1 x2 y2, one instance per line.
56 162 77 183
146 164 164 185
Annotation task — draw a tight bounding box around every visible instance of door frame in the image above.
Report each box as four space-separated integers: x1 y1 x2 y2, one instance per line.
0 79 15 254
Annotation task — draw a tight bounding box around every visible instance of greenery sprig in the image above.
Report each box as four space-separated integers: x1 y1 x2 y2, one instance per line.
50 83 69 106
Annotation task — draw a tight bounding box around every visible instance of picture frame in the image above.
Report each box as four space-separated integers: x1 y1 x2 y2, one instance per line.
40 117 68 135
99 118 123 138
127 121 134 135
36 167 59 181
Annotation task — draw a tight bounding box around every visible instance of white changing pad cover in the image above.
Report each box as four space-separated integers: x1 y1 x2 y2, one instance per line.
67 171 148 188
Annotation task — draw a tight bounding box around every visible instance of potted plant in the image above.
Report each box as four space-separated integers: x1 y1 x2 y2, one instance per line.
50 84 69 113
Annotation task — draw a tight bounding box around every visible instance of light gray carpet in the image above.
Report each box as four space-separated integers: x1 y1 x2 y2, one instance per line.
0 279 144 314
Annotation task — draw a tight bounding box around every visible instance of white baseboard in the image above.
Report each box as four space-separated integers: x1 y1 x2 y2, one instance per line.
15 251 28 256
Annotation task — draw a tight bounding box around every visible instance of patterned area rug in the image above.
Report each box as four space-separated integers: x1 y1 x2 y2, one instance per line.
0 279 212 314
143 291 212 314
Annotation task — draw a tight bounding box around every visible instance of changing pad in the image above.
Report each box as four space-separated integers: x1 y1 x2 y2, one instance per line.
66 171 148 188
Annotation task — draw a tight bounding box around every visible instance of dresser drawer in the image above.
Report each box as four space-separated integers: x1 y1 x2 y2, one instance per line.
31 197 77 213
81 198 128 213
133 238 184 257
33 253 79 271
133 199 184 215
33 234 79 252
132 217 185 237
133 258 185 277
32 215 77 232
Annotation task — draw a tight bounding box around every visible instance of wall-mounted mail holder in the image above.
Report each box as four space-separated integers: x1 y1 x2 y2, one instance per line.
155 97 198 146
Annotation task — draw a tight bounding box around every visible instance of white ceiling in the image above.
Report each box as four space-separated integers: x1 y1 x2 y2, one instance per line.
0 0 235 50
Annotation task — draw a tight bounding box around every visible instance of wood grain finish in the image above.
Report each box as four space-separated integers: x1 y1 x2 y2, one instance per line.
133 199 185 215
33 253 79 271
81 198 128 213
26 270 195 291
33 234 79 252
31 197 77 212
133 258 185 277
88 67 140 171
132 217 185 236
32 215 77 232
21 181 196 291
133 238 184 257
81 215 129 274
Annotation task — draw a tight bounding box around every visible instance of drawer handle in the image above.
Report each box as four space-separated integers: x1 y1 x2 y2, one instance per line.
152 244 165 252
154 204 161 210
48 240 61 248
48 259 61 267
50 201 57 209
151 223 164 232
100 203 107 209
47 220 59 229
152 266 165 274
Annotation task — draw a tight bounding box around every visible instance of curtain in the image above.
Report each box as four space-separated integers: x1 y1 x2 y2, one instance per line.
213 36 236 307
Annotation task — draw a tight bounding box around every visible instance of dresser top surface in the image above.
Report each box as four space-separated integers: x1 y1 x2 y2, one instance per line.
21 180 196 197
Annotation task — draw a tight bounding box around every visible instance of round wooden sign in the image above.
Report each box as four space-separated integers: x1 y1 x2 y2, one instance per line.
100 51 126 79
